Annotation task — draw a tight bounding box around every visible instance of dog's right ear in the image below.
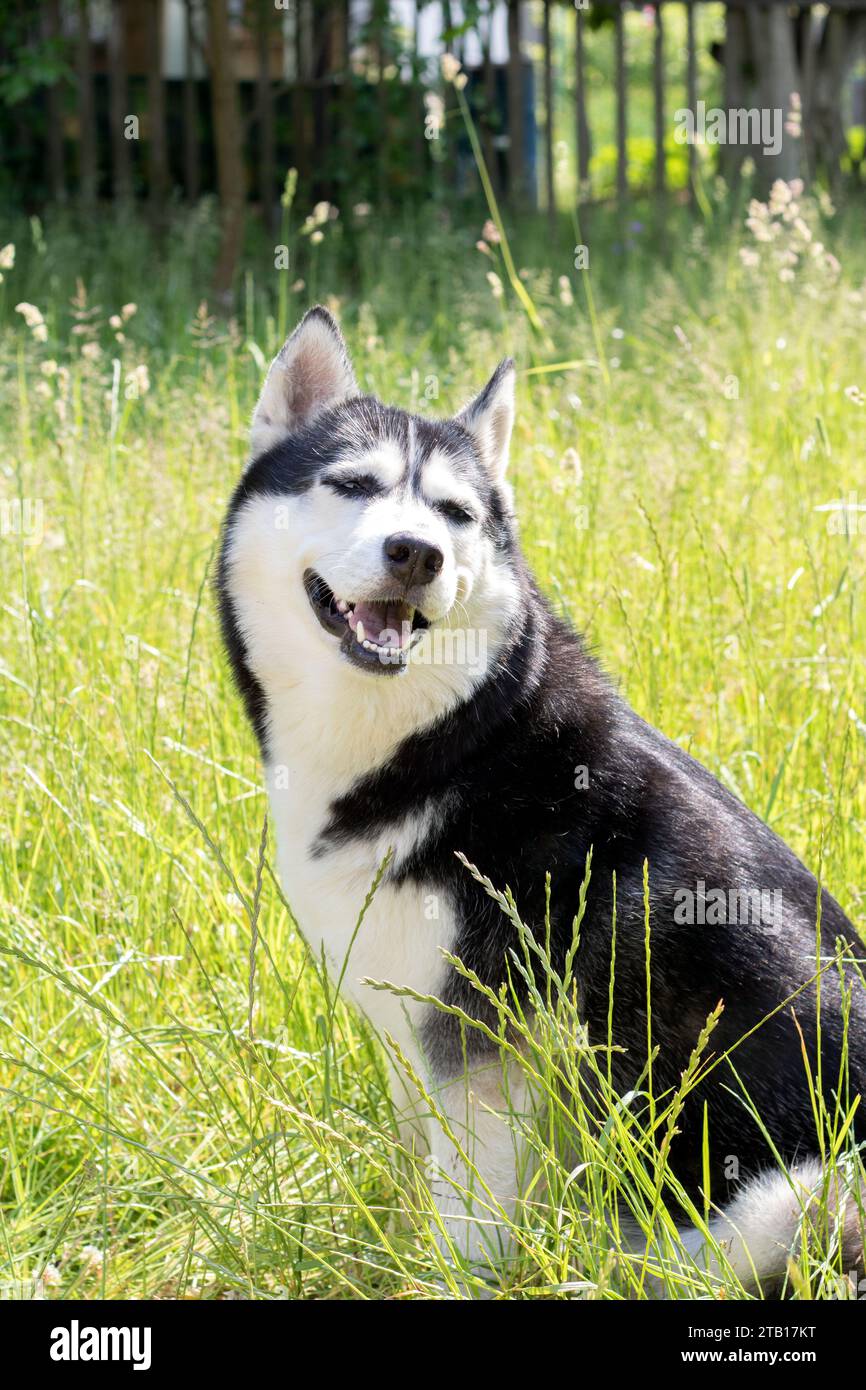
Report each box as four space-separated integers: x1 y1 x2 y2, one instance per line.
249 306 357 459
457 358 516 483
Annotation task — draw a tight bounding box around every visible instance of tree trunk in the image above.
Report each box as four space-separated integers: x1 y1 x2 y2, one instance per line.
257 0 277 232
207 0 246 301
811 10 860 194
746 4 801 189
76 0 97 203
44 0 66 202
109 0 131 202
183 0 200 202
506 0 525 204
736 6 863 191
798 7 818 184
723 3 746 186
146 0 169 211
765 6 801 185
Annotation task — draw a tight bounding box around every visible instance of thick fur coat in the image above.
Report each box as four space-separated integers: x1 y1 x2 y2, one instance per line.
218 307 866 1290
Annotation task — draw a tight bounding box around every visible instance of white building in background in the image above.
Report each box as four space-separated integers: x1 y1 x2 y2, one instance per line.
386 2 514 67
155 1 522 81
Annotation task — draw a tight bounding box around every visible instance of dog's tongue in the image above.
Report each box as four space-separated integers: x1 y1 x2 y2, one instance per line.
353 599 413 649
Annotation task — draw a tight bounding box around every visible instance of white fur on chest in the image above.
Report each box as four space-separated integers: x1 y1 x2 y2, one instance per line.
266 718 455 1059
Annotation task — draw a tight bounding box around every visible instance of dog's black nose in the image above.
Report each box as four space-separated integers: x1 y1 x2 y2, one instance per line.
383 534 444 587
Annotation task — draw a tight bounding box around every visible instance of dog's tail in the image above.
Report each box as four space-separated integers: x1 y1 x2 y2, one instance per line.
676 1158 865 1296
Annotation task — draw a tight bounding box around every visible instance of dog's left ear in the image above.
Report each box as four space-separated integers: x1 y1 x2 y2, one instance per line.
249 306 357 459
457 358 516 482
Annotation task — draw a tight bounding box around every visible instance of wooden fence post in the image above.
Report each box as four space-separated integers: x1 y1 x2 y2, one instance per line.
146 0 168 212
294 0 309 189
507 0 526 205
256 0 277 232
686 0 697 200
44 0 66 203
76 0 98 203
543 0 555 229
480 0 500 198
615 4 627 203
109 0 131 202
373 0 389 209
653 3 665 197
208 0 246 297
183 0 199 203
575 3 590 195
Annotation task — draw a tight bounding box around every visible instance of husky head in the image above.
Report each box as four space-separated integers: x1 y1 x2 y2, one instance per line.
218 307 522 748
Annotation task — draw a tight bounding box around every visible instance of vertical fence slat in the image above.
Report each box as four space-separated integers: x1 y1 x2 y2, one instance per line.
293 1 308 186
44 0 66 202
146 0 168 210
575 4 590 194
183 0 199 202
76 0 97 203
411 0 425 188
615 4 627 202
340 0 356 196
507 0 526 204
686 0 697 199
480 1 500 197
543 0 555 227
653 3 665 196
374 0 388 208
256 0 276 232
109 0 130 201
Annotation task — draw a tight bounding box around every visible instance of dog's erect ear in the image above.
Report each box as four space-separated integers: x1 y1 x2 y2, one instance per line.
249 306 357 459
457 358 516 482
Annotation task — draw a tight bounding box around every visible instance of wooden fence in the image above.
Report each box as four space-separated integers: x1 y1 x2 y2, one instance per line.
7 2 866 223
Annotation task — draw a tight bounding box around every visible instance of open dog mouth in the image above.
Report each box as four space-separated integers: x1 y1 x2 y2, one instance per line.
303 568 431 674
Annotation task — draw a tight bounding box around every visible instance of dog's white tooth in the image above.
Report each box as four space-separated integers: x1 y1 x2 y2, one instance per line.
356 619 366 643
336 599 348 614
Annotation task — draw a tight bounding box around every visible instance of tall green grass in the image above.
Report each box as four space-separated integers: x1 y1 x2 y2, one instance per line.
0 182 865 1298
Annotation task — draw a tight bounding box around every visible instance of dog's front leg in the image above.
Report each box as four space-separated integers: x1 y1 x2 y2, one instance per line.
424 1058 528 1286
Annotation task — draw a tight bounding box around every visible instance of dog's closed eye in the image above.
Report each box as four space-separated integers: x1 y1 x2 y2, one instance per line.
323 473 384 499
434 500 477 525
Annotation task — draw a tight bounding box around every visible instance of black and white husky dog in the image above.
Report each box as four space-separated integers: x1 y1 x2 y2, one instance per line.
218 307 865 1292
